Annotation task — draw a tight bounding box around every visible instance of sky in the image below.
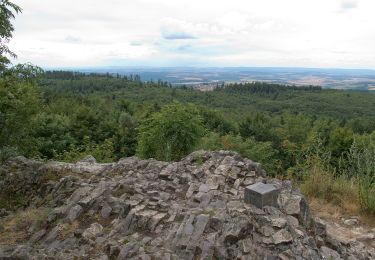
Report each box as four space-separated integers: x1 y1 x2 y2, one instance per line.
8 0 375 68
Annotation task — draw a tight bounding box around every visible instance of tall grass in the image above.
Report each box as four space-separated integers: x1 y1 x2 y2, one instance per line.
299 154 358 211
298 136 375 216
342 141 375 214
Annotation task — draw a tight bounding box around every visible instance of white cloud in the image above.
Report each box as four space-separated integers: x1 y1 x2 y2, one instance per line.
340 0 359 10
64 36 81 44
7 0 375 68
161 19 198 40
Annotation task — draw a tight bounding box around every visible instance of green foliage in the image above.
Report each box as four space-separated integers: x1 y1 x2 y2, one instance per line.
0 2 44 160
200 108 236 134
56 136 115 163
0 145 18 162
279 113 311 144
0 80 41 159
239 113 278 143
342 141 375 213
329 127 354 157
32 113 74 158
329 127 354 168
0 0 22 70
137 103 204 161
113 112 138 158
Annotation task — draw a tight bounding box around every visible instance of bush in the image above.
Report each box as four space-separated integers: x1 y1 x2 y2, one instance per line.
137 103 204 161
55 136 115 163
0 146 19 163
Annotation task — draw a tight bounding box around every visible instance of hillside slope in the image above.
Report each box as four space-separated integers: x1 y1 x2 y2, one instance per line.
0 151 374 259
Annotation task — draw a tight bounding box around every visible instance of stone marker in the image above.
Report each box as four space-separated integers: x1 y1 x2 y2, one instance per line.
245 182 280 208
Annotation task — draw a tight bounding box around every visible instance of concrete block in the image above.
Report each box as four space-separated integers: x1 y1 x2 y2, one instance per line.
245 182 280 208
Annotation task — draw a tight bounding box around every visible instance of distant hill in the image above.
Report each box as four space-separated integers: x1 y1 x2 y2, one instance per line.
47 67 375 90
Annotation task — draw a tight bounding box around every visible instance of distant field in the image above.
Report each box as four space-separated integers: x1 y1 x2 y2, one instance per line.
65 67 375 90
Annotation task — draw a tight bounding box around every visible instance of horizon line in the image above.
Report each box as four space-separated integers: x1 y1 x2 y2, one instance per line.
42 65 375 72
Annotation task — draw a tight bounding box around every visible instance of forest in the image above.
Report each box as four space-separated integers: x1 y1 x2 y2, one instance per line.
1 0 375 218
2 69 375 216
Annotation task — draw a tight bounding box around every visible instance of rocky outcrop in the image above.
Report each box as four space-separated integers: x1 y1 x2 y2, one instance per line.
0 151 374 259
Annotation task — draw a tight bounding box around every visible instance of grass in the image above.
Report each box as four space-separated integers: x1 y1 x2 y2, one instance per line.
297 139 375 226
0 192 28 210
0 207 51 245
40 168 65 183
358 175 375 215
300 166 358 205
299 163 375 226
59 221 79 240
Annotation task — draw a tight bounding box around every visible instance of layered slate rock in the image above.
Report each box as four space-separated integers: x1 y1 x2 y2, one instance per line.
0 151 374 259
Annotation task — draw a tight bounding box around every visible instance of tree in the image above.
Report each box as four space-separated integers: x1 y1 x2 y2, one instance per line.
32 112 74 158
200 108 236 135
137 103 204 161
239 113 277 142
113 112 138 158
0 78 41 155
0 1 46 160
328 127 354 167
0 0 22 71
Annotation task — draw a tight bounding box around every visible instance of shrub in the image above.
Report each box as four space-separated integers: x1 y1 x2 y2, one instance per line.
137 103 204 161
55 136 115 163
0 146 19 163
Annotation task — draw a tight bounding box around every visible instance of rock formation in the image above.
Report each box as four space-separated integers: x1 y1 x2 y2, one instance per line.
0 151 374 259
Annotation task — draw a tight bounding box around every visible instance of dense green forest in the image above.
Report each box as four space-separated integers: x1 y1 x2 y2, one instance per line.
3 71 375 213
1 0 374 215
4 71 375 167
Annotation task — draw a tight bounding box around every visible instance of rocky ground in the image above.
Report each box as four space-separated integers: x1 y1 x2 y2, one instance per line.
0 150 374 259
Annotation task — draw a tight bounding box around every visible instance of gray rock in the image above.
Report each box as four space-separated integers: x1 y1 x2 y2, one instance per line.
29 229 47 244
67 204 83 222
240 238 253 253
101 202 112 218
82 223 103 240
117 242 140 259
44 226 61 244
270 217 287 228
281 193 310 226
79 155 97 164
313 217 326 237
272 229 293 244
320 246 342 259
0 151 373 259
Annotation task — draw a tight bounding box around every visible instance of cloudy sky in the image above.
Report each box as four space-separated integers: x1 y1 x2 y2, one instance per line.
9 0 375 68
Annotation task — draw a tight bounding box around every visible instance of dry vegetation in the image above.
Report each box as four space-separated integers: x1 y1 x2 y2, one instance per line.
300 164 375 227
0 207 51 245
